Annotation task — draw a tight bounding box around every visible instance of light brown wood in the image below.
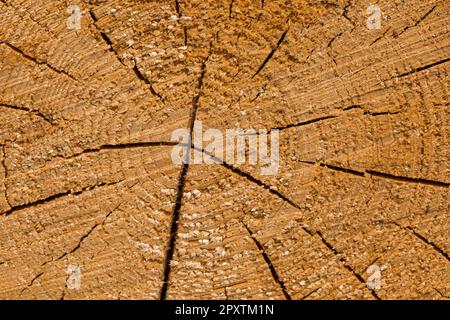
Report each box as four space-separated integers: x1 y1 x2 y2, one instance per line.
0 0 448 299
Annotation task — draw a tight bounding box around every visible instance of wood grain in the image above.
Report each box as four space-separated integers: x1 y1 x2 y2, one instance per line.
0 0 448 299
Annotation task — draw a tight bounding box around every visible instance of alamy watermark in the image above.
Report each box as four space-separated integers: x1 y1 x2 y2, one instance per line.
171 121 280 175
366 264 388 290
367 4 382 30
66 264 81 290
67 5 82 30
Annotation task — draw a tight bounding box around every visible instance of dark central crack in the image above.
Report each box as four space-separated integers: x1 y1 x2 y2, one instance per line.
159 45 212 300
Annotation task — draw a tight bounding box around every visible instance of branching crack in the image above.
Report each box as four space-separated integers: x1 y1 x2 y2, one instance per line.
242 221 291 300
23 192 133 294
252 29 289 79
184 147 450 299
6 0 446 301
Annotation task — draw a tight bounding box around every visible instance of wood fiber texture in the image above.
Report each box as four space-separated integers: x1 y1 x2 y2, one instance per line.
0 0 449 299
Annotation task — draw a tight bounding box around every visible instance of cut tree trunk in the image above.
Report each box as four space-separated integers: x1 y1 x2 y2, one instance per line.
0 0 448 299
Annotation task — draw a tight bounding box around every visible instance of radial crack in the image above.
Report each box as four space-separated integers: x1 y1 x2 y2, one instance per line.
367 170 449 188
193 145 302 210
300 287 320 300
364 110 400 116
175 0 181 17
89 10 165 104
0 103 54 124
1 180 124 216
242 221 292 300
327 32 343 49
131 65 165 103
300 161 449 187
314 230 381 300
89 10 125 65
395 58 450 79
1 145 12 208
51 199 129 263
254 106 400 134
3 42 76 81
252 29 289 79
434 288 449 299
20 272 44 295
342 1 354 27
398 6 436 36
64 141 177 159
191 147 379 299
393 222 449 262
229 0 235 18
272 115 337 132
321 163 365 177
160 46 212 300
